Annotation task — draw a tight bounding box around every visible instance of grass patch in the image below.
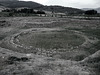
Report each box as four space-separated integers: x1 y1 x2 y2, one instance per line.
68 28 100 53
16 30 85 49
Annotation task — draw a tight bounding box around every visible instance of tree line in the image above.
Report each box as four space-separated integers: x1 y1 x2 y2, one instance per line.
85 10 98 15
1 8 99 17
2 8 45 14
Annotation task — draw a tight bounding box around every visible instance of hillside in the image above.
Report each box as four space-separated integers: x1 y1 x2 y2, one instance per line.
0 1 43 8
38 6 84 14
0 0 18 1
0 0 83 14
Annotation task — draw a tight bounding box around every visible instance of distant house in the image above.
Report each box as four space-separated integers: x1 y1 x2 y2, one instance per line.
54 13 66 17
45 11 66 17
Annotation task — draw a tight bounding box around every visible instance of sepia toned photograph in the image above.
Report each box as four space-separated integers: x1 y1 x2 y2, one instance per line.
0 0 100 75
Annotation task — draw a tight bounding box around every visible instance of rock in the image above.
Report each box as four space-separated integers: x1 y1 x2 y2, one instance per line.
21 57 29 62
5 56 29 65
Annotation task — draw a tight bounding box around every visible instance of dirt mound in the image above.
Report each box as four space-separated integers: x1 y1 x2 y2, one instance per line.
0 47 90 75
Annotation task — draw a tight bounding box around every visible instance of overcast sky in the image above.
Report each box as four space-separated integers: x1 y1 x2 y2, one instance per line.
23 0 100 8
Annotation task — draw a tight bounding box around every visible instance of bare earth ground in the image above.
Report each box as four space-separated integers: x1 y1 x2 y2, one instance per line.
0 17 100 75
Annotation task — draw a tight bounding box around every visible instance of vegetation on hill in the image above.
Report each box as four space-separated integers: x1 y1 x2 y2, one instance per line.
85 10 97 15
82 7 100 13
37 6 84 14
0 0 84 14
0 8 46 17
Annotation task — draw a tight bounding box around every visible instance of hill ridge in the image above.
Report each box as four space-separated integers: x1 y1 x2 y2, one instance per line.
0 0 83 14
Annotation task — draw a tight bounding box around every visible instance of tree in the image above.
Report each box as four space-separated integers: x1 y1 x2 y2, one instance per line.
85 10 97 15
36 10 45 14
